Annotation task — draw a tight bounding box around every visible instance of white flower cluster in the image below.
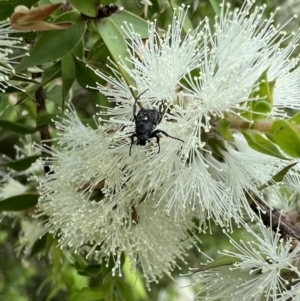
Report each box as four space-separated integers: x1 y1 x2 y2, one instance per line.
0 20 27 92
193 216 300 301
37 1 300 283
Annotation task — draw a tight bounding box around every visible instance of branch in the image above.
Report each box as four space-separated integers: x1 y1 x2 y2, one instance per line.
35 80 52 175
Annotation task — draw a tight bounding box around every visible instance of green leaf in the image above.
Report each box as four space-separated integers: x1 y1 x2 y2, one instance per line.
53 240 61 281
208 0 221 14
77 264 103 277
74 56 105 90
30 233 48 256
0 119 36 134
42 62 62 85
0 194 39 211
0 0 38 21
70 283 111 301
259 162 297 190
241 70 274 121
69 0 102 17
252 100 272 121
72 39 84 59
115 279 135 301
290 111 300 125
36 112 58 126
61 53 76 108
17 11 87 72
195 256 240 272
217 119 234 141
254 69 275 106
271 120 300 158
87 38 110 65
97 17 135 87
242 130 287 160
3 155 40 172
109 10 149 38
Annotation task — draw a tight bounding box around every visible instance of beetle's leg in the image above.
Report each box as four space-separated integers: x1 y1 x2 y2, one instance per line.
133 89 149 120
129 133 136 156
158 102 168 124
151 134 161 154
152 129 184 144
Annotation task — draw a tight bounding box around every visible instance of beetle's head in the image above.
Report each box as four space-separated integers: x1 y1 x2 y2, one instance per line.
137 135 148 145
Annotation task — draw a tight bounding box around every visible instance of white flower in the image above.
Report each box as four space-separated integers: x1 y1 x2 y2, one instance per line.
0 20 27 92
207 133 285 217
193 216 300 300
36 2 300 281
37 171 195 282
18 219 45 256
0 173 27 200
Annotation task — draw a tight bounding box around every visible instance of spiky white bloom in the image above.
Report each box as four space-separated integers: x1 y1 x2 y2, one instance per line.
17 219 45 256
37 167 196 282
193 217 300 301
207 133 285 217
36 2 300 280
0 20 27 92
0 173 27 200
91 1 297 215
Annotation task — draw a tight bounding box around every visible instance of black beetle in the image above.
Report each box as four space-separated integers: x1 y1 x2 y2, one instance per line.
129 90 183 155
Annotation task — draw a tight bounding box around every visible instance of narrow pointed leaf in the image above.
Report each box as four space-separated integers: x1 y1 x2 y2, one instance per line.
242 130 287 160
3 155 40 172
70 283 111 301
271 120 300 158
69 0 102 17
61 53 76 108
194 256 240 272
17 11 86 72
109 10 149 38
0 119 36 134
97 17 135 87
0 194 39 211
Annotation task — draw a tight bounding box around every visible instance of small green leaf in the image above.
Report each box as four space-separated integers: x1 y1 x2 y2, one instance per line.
259 162 297 190
115 279 135 301
109 10 149 38
0 119 36 134
217 119 234 141
195 256 240 272
69 0 102 17
77 264 103 277
252 100 272 120
271 120 300 158
72 40 84 59
254 69 275 106
87 38 110 65
70 283 111 301
0 194 39 211
30 233 48 256
242 130 287 160
74 56 105 90
61 53 76 108
53 241 61 281
42 62 62 85
17 11 87 72
208 0 221 14
3 155 40 172
36 112 58 127
290 111 300 125
97 17 135 87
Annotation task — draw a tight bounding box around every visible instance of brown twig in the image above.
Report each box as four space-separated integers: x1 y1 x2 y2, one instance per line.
250 194 300 242
35 81 52 175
